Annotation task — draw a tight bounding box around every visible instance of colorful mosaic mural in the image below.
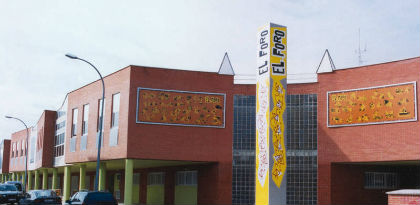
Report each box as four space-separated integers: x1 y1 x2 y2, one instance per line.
328 82 417 127
137 88 225 127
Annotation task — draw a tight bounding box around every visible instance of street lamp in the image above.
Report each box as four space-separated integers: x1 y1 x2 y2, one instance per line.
5 115 29 193
65 53 104 191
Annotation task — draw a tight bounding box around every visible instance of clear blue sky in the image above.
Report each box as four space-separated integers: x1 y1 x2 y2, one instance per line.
0 0 419 139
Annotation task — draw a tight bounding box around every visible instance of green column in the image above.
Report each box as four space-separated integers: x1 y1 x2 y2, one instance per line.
28 171 33 191
52 168 58 190
42 169 48 189
124 159 134 205
99 163 106 191
34 170 40 190
79 164 86 190
63 166 71 201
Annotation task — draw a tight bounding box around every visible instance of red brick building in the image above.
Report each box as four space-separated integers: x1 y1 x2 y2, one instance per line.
1 56 419 205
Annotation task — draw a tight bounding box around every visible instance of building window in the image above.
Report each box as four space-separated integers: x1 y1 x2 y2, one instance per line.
72 108 78 137
56 121 66 131
148 172 165 185
286 94 318 205
232 95 255 205
16 142 20 157
54 133 65 157
12 142 15 158
55 107 66 157
57 111 66 118
20 140 24 157
97 99 106 131
111 93 120 128
231 94 318 205
22 139 26 156
82 104 89 135
365 172 399 189
176 171 197 186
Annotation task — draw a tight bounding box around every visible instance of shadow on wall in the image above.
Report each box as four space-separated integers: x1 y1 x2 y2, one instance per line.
317 126 349 205
331 164 420 205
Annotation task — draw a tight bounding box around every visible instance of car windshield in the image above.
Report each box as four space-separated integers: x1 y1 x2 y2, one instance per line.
6 182 22 191
0 185 17 191
32 190 55 198
77 192 88 201
86 192 115 202
14 184 22 191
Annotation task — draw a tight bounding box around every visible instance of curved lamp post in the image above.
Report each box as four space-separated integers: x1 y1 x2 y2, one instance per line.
5 115 29 193
65 53 104 191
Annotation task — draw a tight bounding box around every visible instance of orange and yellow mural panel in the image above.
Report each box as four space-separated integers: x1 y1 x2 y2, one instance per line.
136 88 225 128
328 82 417 127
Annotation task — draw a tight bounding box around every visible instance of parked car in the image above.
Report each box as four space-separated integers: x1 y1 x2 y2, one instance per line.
0 184 22 204
5 181 23 192
19 190 62 205
65 191 117 205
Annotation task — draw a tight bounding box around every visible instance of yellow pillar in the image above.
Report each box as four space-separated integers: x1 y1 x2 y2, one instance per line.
124 159 134 205
34 170 40 189
52 168 58 190
99 163 106 191
42 169 48 189
27 171 33 191
63 166 71 201
79 164 86 190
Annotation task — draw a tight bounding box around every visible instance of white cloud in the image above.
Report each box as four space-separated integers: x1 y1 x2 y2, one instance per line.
0 0 419 139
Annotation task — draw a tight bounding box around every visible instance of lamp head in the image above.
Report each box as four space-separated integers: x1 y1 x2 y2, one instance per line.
65 53 78 59
5 116 12 119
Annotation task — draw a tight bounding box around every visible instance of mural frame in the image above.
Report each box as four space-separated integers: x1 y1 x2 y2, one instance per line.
327 81 417 127
136 87 226 128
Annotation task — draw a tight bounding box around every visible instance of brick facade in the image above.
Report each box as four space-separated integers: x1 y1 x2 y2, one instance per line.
3 57 419 205
287 57 420 205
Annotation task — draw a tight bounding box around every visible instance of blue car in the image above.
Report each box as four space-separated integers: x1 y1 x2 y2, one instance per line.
65 191 117 205
0 184 21 205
